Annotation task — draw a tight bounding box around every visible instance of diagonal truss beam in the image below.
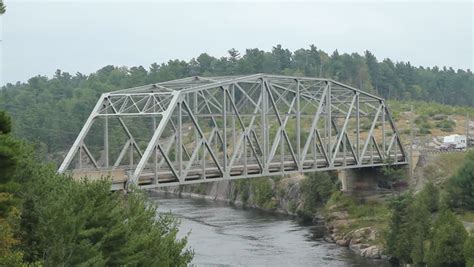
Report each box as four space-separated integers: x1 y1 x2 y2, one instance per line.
59 74 407 189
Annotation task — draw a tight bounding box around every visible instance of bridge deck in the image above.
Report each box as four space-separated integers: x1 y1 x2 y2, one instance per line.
71 154 406 191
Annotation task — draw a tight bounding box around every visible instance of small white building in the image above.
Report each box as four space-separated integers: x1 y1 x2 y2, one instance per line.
442 134 467 150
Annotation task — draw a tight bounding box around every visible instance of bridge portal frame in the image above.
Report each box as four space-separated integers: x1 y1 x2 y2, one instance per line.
58 74 407 189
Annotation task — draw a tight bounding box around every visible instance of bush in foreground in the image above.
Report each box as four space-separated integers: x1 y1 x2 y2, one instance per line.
19 170 193 266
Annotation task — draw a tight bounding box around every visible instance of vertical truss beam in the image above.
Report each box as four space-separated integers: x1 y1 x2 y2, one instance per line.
59 75 407 189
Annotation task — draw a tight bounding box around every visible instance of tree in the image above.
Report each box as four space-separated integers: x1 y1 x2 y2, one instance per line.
365 50 380 94
426 209 467 267
301 172 337 213
0 110 25 265
381 158 406 192
0 1 5 15
228 48 240 62
419 180 440 213
446 151 474 210
385 194 414 264
464 234 474 267
19 170 193 265
409 197 431 266
0 111 23 185
1 45 473 159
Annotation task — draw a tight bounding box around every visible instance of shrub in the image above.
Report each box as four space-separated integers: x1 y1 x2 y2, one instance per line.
235 180 250 204
252 178 274 209
435 119 456 132
419 127 431 135
301 172 337 217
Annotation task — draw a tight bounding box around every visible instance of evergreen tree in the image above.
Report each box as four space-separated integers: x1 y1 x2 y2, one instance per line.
446 151 474 210
419 180 440 213
0 110 25 265
19 170 193 266
464 234 474 267
409 197 431 266
426 209 467 267
385 194 414 264
0 1 5 15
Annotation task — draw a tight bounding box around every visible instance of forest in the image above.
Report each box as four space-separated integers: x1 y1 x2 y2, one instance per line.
0 45 473 157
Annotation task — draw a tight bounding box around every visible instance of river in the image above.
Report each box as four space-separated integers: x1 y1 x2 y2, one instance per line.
153 194 393 267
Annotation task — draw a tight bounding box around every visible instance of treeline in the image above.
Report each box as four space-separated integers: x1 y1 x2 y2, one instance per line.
386 151 474 266
0 111 193 265
0 45 473 155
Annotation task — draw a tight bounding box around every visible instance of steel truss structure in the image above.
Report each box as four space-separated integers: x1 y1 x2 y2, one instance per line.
58 74 407 189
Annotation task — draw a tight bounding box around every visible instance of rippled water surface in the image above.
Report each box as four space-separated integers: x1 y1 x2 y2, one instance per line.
153 194 392 267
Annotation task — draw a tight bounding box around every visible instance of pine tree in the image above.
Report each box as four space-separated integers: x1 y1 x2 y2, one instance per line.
464 234 474 267
0 1 5 15
446 151 474 210
385 194 414 264
426 210 467 267
409 198 431 266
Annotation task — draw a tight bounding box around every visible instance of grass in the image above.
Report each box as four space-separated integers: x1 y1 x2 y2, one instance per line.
324 192 391 245
386 100 474 146
422 153 466 185
458 211 474 223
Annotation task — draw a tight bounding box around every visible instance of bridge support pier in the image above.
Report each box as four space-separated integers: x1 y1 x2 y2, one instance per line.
338 166 410 192
338 168 382 192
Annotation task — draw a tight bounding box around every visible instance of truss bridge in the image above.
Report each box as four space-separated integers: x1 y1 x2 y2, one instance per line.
58 74 407 190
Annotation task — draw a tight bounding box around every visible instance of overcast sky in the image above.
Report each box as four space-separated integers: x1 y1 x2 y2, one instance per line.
0 0 472 85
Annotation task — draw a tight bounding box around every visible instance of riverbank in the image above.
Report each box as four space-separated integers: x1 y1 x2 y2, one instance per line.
153 174 388 260
152 194 393 266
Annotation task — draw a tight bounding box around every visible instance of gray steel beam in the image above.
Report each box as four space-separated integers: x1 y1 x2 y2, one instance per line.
58 74 408 190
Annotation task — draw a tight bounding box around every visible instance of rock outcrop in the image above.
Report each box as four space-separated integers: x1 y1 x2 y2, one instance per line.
325 211 387 259
155 175 389 260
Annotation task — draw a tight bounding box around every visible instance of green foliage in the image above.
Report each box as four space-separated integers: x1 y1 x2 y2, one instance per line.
1 46 473 161
409 196 431 266
252 178 275 210
0 111 11 134
19 172 193 266
287 200 297 214
324 192 390 245
0 112 193 265
301 172 337 216
446 151 474 210
464 234 474 267
0 134 23 185
415 114 434 134
235 179 250 204
435 118 456 132
385 194 414 263
381 159 406 189
0 1 5 15
418 180 440 213
426 210 468 267
0 111 26 265
386 182 469 266
385 191 433 265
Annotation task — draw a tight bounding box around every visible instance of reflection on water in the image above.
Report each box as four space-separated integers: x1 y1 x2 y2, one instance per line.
152 194 392 267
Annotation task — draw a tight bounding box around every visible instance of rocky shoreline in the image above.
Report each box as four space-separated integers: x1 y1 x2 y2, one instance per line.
152 177 389 261
324 210 388 260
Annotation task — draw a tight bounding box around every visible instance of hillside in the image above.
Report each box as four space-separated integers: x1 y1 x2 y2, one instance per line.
0 46 472 158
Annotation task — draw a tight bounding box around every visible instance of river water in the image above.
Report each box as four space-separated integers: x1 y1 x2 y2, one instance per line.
153 194 392 267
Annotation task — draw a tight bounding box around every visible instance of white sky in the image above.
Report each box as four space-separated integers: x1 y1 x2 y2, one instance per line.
0 0 473 85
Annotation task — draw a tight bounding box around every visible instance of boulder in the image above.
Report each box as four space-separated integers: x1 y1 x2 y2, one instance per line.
360 245 382 259
336 238 350 246
349 243 369 255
